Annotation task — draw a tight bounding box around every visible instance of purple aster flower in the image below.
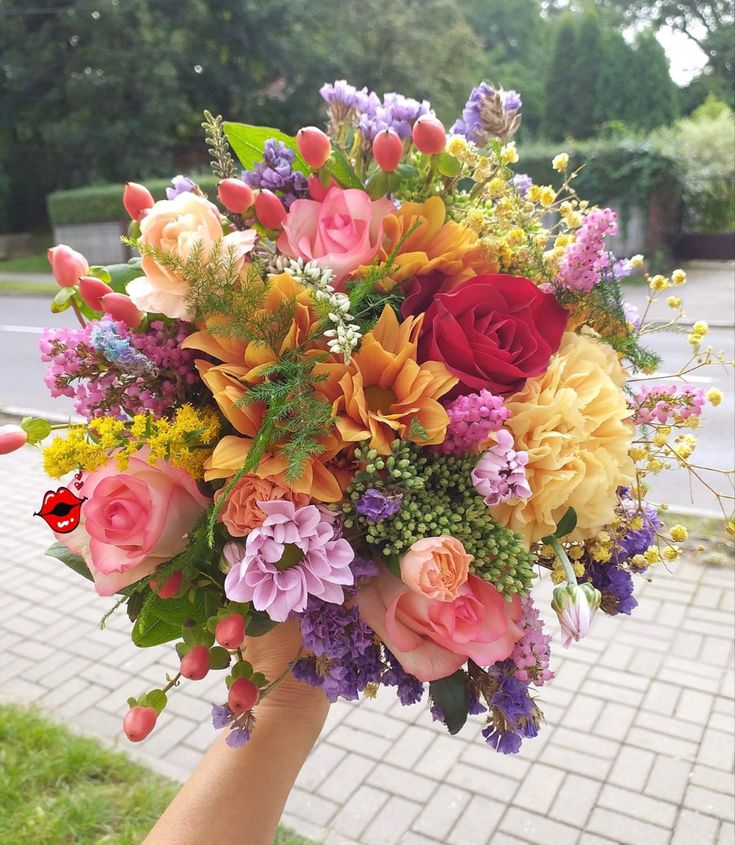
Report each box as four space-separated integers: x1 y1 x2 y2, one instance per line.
381 649 424 706
242 138 307 208
513 173 533 197
166 174 196 200
355 488 403 522
585 562 638 616
224 502 355 622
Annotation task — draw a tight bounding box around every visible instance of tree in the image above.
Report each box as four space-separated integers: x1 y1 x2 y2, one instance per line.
567 9 606 138
543 15 581 140
629 31 679 129
594 31 639 128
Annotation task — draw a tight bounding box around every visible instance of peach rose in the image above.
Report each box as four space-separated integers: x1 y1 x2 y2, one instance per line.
215 474 309 537
400 536 472 601
277 186 393 287
127 191 256 319
56 452 210 596
359 567 522 682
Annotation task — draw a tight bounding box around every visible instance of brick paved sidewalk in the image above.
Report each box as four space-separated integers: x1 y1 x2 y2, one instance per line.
1 446 733 845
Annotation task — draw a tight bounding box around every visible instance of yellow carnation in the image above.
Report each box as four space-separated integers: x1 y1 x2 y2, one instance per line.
492 332 635 545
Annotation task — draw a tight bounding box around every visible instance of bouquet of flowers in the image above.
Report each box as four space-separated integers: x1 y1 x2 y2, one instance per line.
7 79 733 753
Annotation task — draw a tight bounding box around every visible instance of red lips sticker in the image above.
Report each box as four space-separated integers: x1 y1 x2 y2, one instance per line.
35 487 86 533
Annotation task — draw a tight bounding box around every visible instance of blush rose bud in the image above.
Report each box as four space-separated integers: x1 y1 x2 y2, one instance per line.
217 178 254 214
78 276 113 312
151 569 183 599
296 126 332 169
0 424 28 455
123 705 157 742
215 614 246 650
228 677 260 714
372 129 403 172
254 189 287 230
411 115 447 155
551 582 602 648
100 293 144 329
180 645 210 681
307 173 338 202
123 182 154 221
47 244 89 288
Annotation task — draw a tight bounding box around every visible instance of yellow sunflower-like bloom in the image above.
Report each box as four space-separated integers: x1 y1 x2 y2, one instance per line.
492 332 635 545
317 306 458 455
365 196 498 289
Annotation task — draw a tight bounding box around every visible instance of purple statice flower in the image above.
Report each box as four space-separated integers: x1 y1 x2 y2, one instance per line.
613 498 661 563
556 208 618 292
351 556 380 581
585 562 638 616
451 82 522 145
355 488 403 522
438 389 511 455
623 302 642 330
293 645 383 703
242 139 307 208
211 703 253 748
39 317 197 420
451 81 495 141
358 91 432 141
211 703 234 730
510 595 554 686
512 173 533 198
468 687 488 715
471 429 531 506
381 649 424 706
320 79 367 117
226 726 252 748
166 174 196 200
502 90 522 113
482 669 541 754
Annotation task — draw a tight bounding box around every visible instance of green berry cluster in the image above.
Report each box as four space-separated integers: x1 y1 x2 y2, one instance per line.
343 442 535 597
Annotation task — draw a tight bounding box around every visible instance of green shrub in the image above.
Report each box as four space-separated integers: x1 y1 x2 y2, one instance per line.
47 175 219 227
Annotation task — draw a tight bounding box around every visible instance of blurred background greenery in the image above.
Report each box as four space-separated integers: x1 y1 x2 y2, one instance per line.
0 0 733 238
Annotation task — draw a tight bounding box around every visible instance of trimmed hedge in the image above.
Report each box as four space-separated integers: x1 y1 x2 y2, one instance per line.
47 175 219 227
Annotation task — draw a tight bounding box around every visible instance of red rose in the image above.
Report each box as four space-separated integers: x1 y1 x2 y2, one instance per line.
413 274 568 397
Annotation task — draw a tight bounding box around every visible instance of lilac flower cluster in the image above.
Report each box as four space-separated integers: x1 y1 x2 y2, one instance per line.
243 139 308 208
450 82 522 144
556 208 618 292
39 316 197 419
510 596 554 685
584 562 638 616
320 79 432 141
631 383 705 425
482 669 540 754
471 428 531 507
166 174 196 200
355 488 403 522
438 389 511 455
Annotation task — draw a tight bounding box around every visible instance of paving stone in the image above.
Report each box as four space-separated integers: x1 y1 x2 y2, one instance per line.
411 784 469 842
689 764 735 795
608 745 655 790
286 786 339 827
366 763 435 803
586 807 669 845
645 755 693 803
446 795 504 845
676 688 714 722
721 821 735 845
383 725 435 770
445 761 518 802
511 763 565 815
413 734 465 781
626 726 698 761
331 785 389 839
362 796 422 845
697 727 735 771
539 744 612 781
296 741 347 793
599 783 677 828
329 724 392 761
596 701 636 742
670 808 720 845
642 679 681 716
499 807 578 845
549 773 600 828
684 784 735 822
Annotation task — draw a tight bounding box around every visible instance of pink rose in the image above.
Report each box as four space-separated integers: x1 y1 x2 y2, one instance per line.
277 186 393 287
400 535 472 601
127 191 256 319
359 567 523 682
57 452 210 596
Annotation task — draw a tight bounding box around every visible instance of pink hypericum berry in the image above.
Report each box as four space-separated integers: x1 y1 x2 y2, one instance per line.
123 182 154 221
411 115 446 155
217 178 254 214
296 126 332 169
307 173 338 201
152 570 183 599
228 676 260 714
100 293 144 329
215 614 246 650
180 645 210 681
123 705 157 742
78 276 113 312
372 129 403 172
0 424 28 455
254 189 287 229
47 244 89 288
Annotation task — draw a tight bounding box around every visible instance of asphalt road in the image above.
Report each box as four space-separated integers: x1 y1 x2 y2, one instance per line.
0 288 733 513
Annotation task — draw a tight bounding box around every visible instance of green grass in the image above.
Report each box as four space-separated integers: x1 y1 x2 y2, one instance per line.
0 704 315 845
0 253 51 273
0 280 57 295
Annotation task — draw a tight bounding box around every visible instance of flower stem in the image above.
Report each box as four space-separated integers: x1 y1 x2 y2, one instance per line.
549 535 578 585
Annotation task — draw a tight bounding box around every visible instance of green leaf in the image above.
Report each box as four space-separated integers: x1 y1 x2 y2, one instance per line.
45 541 93 583
544 507 578 541
330 147 363 188
21 417 51 445
366 169 390 200
50 286 76 313
106 262 144 294
145 592 207 626
132 612 181 647
126 591 145 623
87 266 112 285
246 609 278 638
436 151 462 178
142 689 168 715
175 641 190 659
396 163 418 179
223 122 308 174
208 646 231 670
231 660 253 679
429 669 470 735
251 672 267 687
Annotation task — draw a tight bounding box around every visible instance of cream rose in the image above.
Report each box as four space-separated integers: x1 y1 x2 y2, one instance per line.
399 536 472 601
127 192 256 320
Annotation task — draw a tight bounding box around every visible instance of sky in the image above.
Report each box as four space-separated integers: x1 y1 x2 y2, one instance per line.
657 25 709 86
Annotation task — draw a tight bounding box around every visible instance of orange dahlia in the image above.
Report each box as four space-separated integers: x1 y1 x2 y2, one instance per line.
366 196 498 289
316 306 458 454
